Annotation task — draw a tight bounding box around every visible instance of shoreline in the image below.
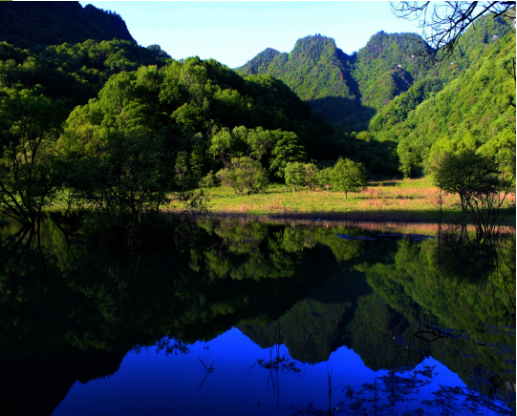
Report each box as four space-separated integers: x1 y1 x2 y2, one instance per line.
175 210 517 235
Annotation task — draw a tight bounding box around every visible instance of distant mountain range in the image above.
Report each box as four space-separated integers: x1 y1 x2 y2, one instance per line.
236 15 512 132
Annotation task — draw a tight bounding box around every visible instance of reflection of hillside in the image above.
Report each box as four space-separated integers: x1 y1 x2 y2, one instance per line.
239 277 427 370
0 348 122 416
240 271 371 363
347 293 422 371
240 226 515 393
361 235 516 390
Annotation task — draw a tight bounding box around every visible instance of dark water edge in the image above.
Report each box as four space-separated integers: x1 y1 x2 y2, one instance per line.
0 214 514 415
174 207 517 228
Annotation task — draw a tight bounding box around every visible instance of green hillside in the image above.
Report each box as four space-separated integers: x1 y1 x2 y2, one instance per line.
0 1 135 50
237 35 364 130
237 15 512 132
375 31 516 177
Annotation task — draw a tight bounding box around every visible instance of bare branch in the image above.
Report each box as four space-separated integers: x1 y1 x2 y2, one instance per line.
391 1 516 65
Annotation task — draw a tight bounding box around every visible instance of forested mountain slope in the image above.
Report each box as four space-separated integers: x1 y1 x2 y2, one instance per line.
0 1 135 50
0 40 170 116
237 14 512 132
57 57 337 190
237 34 364 130
387 31 516 177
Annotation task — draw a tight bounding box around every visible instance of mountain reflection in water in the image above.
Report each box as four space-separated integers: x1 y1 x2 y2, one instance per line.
0 215 514 415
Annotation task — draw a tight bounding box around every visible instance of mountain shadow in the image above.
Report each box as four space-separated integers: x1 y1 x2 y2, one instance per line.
309 96 377 132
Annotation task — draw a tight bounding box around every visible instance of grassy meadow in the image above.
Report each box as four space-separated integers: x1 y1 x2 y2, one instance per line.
186 177 516 225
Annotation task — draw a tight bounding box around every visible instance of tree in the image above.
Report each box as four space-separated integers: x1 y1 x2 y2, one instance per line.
331 158 367 199
317 167 333 191
216 157 268 195
391 1 516 64
432 150 497 212
243 127 274 162
284 162 306 192
397 139 419 179
304 163 319 189
0 88 63 225
269 131 306 178
433 150 514 236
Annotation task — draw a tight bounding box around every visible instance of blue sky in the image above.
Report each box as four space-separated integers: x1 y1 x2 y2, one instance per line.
79 1 424 68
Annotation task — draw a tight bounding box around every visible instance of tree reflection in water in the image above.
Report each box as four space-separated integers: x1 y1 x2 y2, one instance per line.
0 214 513 415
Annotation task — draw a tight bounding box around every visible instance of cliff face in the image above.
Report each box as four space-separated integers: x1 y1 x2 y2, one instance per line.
0 1 135 50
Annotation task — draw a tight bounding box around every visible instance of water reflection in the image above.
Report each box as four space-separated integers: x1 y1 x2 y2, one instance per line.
0 215 514 415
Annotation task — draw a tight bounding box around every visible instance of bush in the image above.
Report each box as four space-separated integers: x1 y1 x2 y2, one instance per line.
199 170 219 188
216 157 268 195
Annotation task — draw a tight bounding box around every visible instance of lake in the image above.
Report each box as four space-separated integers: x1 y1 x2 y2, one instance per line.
0 215 514 415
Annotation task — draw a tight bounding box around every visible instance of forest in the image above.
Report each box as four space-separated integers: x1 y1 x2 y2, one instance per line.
0 1 514 227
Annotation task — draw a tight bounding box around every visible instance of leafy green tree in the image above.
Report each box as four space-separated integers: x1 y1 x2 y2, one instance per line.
199 170 219 188
433 150 514 235
304 163 319 189
243 127 274 162
317 167 333 190
0 88 63 224
216 157 268 195
270 131 306 178
331 157 367 199
397 139 419 178
284 162 306 192
432 150 497 212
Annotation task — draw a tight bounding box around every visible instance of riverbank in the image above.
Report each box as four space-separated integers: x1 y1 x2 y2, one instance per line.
182 178 516 226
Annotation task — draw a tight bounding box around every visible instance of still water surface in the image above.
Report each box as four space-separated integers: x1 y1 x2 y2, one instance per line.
0 216 514 415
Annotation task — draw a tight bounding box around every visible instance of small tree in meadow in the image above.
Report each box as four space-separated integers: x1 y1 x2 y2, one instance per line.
397 139 418 179
317 167 333 190
304 163 319 189
331 157 367 199
285 162 306 192
216 157 268 195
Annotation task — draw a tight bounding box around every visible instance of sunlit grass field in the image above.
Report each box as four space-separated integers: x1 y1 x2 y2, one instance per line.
193 177 516 224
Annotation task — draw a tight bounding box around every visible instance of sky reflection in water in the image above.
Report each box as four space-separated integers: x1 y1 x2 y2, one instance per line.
54 328 468 416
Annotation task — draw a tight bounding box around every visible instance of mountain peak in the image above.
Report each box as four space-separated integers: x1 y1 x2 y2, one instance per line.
291 34 344 62
237 47 281 74
0 1 135 49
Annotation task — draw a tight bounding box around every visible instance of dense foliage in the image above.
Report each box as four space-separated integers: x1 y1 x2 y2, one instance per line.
378 31 516 178
237 15 512 132
0 1 135 50
51 57 343 224
216 157 268 195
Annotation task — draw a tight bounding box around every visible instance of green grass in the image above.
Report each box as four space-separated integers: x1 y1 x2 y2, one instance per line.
194 178 516 225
